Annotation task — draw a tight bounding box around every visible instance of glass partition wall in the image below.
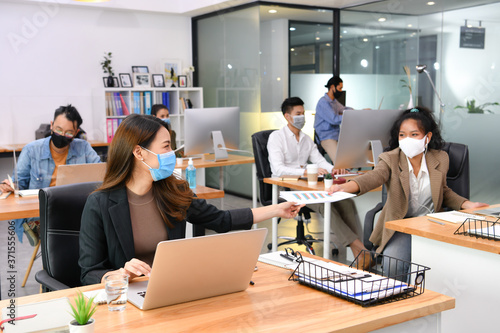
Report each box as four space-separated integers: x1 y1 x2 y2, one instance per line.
194 1 500 201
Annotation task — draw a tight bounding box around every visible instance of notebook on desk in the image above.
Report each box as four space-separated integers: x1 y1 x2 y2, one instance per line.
55 163 106 186
128 228 267 310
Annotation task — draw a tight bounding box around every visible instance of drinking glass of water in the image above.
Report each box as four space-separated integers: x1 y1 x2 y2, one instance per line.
105 274 129 311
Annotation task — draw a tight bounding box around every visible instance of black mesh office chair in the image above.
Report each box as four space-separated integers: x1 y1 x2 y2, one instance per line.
252 130 326 255
363 142 470 250
35 182 101 292
314 130 328 158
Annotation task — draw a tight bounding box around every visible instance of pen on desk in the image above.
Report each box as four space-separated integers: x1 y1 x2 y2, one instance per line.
427 218 445 226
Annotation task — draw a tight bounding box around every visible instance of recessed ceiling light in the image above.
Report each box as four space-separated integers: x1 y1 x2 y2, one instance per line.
378 17 386 22
363 38 368 42
316 37 320 40
326 43 331 47
289 27 296 31
427 1 435 5
268 9 277 14
290 48 295 51
408 24 413 27
343 30 347 34
360 59 368 68
375 45 380 49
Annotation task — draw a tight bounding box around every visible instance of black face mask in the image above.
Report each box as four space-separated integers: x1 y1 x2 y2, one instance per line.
51 132 73 149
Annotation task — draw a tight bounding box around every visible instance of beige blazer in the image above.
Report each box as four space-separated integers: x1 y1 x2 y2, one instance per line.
353 148 467 253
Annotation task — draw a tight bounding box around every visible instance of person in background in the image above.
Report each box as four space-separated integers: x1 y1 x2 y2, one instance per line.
328 107 487 275
268 97 370 267
151 104 177 151
313 76 350 162
0 104 101 245
79 114 303 285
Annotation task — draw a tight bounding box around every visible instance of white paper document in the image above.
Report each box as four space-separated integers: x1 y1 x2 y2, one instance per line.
468 224 500 239
279 191 356 205
427 211 484 224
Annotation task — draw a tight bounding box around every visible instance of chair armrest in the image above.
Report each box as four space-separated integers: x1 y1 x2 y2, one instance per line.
35 270 71 292
363 202 384 250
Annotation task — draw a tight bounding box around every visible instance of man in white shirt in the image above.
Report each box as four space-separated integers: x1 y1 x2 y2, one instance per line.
267 97 369 263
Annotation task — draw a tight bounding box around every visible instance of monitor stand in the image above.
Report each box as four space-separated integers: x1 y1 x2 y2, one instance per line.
369 140 383 166
211 130 228 161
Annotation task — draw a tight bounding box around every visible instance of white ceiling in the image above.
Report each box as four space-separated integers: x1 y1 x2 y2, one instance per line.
7 0 500 17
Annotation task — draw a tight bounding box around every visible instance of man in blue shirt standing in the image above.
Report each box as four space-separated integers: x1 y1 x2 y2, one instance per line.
0 105 101 245
314 76 351 162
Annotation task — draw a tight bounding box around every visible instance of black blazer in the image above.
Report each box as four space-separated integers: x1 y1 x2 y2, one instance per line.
79 186 253 285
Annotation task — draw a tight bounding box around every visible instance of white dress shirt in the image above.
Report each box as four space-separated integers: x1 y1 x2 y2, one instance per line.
406 153 435 217
267 125 334 177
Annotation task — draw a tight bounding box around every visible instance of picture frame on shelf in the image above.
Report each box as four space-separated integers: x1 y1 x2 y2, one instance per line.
178 75 187 88
103 77 120 88
160 59 181 86
152 74 165 87
119 73 133 88
132 66 149 73
133 73 151 87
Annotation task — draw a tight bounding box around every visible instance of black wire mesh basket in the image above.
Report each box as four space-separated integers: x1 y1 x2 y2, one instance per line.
454 217 500 241
288 250 430 307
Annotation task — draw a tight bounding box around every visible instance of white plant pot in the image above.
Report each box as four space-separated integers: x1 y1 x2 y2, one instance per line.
324 178 334 190
69 319 95 333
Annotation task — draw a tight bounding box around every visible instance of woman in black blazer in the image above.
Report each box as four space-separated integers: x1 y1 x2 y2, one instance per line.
79 114 302 285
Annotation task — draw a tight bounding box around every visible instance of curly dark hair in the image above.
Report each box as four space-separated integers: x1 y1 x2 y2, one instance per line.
388 106 445 151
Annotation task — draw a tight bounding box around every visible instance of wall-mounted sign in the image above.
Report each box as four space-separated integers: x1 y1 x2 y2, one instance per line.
460 26 485 49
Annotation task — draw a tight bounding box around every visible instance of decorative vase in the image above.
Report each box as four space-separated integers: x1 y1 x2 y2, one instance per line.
107 75 114 88
407 94 414 109
69 319 95 333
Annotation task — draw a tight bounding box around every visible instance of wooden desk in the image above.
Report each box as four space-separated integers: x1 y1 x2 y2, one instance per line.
176 154 257 208
0 141 109 153
264 176 380 259
386 205 500 332
0 263 454 332
0 186 224 221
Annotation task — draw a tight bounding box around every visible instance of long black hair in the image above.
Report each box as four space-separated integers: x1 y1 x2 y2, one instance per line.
388 106 445 150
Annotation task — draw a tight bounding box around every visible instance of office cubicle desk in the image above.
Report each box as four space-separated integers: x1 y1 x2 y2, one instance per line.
0 186 224 221
385 204 500 333
264 176 381 259
0 262 454 332
176 153 257 208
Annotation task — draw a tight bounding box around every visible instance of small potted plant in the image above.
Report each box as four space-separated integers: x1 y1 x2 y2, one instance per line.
101 52 114 88
324 172 334 189
68 291 97 333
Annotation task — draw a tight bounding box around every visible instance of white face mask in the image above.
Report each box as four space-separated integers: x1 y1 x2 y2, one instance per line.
290 115 305 130
399 136 428 158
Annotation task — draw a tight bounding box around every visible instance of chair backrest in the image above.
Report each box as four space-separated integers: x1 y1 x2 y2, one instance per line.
39 182 101 288
314 130 327 157
442 142 470 199
251 130 279 206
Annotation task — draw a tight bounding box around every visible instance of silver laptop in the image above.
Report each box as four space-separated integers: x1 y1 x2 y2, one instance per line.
127 228 267 310
474 207 500 217
55 163 106 186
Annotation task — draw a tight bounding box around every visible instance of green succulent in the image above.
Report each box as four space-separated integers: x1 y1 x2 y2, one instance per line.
68 291 97 325
101 52 114 76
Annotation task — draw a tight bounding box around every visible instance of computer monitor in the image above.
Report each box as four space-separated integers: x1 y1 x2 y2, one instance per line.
333 109 404 169
184 107 240 160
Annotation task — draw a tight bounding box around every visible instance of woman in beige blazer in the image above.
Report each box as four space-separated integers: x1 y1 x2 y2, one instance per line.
329 107 486 275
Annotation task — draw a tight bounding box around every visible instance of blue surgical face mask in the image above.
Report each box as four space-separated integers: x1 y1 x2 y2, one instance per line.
162 118 171 125
140 147 176 181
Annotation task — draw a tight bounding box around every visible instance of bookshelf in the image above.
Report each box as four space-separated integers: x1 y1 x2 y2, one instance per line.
99 87 203 146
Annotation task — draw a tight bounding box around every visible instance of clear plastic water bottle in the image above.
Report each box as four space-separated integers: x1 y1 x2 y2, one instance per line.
186 158 196 189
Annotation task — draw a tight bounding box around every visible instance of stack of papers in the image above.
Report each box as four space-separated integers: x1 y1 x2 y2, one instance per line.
427 211 484 224
279 191 356 205
468 224 500 240
294 261 410 302
18 189 39 197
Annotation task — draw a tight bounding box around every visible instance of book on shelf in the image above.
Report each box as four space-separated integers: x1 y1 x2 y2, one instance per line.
139 92 144 114
144 91 152 115
133 92 141 114
106 118 113 143
113 92 122 116
119 93 130 115
162 92 170 111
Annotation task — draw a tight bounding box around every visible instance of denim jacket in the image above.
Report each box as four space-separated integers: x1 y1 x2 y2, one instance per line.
13 137 101 242
15 137 101 189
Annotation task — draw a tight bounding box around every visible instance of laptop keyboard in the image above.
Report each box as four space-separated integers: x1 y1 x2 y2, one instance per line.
138 291 146 298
